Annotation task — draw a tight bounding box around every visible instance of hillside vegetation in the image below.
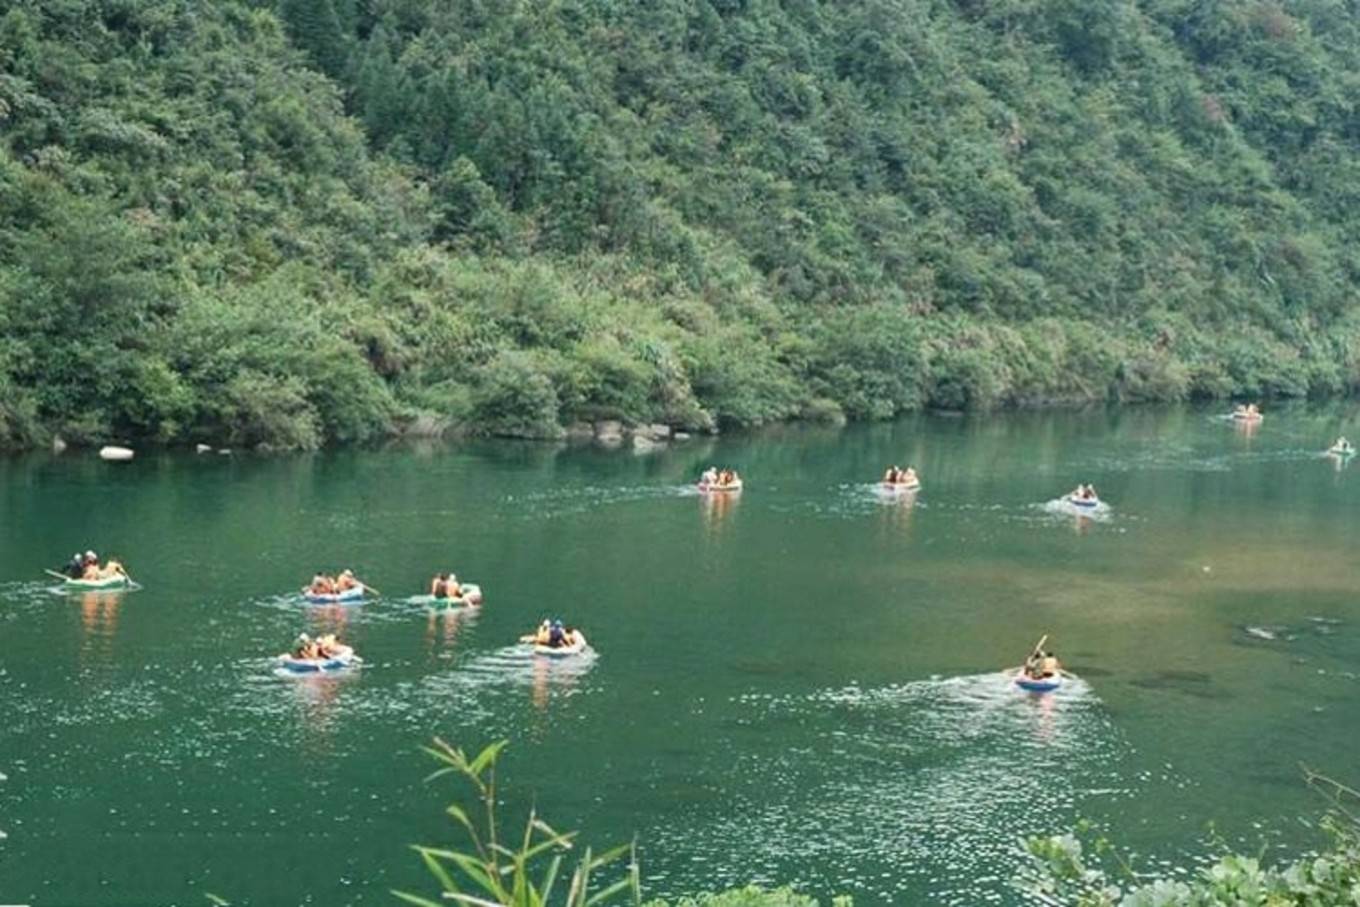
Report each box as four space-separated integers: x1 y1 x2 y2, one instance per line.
4 0 1360 448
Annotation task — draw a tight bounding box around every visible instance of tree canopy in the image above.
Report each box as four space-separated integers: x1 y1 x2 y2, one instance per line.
3 0 1359 448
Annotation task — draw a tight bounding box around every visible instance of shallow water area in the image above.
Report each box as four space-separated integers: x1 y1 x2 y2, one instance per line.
3 402 1360 905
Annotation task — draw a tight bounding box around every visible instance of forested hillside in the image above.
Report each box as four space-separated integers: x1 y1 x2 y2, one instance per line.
4 0 1360 448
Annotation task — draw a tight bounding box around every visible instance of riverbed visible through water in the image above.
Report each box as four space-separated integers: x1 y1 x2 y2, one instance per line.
2 403 1359 905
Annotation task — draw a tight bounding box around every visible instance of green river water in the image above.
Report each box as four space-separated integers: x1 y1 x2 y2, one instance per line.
3 404 1359 905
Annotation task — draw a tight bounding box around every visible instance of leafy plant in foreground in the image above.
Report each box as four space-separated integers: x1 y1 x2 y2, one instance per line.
394 739 641 907
1018 770 1360 905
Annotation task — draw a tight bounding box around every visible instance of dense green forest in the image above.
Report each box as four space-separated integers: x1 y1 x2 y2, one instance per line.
4 0 1360 449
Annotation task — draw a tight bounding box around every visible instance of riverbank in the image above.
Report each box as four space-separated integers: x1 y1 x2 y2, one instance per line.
6 314 1359 457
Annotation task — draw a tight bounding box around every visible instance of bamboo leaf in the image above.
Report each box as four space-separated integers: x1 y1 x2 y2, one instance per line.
468 740 508 777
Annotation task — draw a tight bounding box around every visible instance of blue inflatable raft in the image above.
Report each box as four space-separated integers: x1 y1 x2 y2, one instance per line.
302 585 365 604
1015 673 1062 693
278 646 357 674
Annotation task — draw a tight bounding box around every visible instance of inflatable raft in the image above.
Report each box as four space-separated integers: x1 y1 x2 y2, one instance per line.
1015 672 1062 693
880 480 921 493
698 480 742 493
432 583 482 606
533 632 588 658
278 645 358 674
64 574 130 590
1068 496 1099 509
302 585 366 604
1328 445 1355 457
1231 411 1263 422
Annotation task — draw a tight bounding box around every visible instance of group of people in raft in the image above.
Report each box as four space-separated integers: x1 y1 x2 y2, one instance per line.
882 465 919 486
1070 483 1099 502
699 467 741 489
1022 646 1062 681
523 619 585 651
304 569 363 596
62 550 128 582
287 633 347 661
1232 403 1263 420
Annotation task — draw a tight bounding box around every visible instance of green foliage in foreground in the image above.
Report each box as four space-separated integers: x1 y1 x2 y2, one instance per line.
398 739 846 907
1020 772 1360 906
6 0 1360 449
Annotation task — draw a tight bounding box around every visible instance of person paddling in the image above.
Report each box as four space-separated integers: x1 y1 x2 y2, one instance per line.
64 552 85 579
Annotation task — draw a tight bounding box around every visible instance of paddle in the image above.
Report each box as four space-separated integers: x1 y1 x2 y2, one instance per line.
1014 634 1048 676
355 579 381 596
44 568 70 581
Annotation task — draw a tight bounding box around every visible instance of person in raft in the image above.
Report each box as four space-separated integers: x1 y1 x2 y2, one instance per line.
335 569 360 592
291 633 344 660
1024 649 1061 679
527 619 582 649
79 551 127 581
901 466 918 485
883 465 901 483
719 468 739 486
1071 484 1097 501
64 551 87 578
701 466 718 486
307 573 336 595
430 572 462 599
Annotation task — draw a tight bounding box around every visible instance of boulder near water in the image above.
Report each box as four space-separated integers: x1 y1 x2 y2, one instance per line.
99 446 134 462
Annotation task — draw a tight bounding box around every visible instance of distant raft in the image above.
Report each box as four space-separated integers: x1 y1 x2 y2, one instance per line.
1068 495 1099 509
278 645 358 674
880 480 921 493
1327 444 1355 457
1230 411 1263 423
1014 671 1062 693
302 585 366 604
432 583 482 607
698 479 742 493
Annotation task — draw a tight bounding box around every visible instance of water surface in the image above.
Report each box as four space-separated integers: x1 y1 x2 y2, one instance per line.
3 403 1359 905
